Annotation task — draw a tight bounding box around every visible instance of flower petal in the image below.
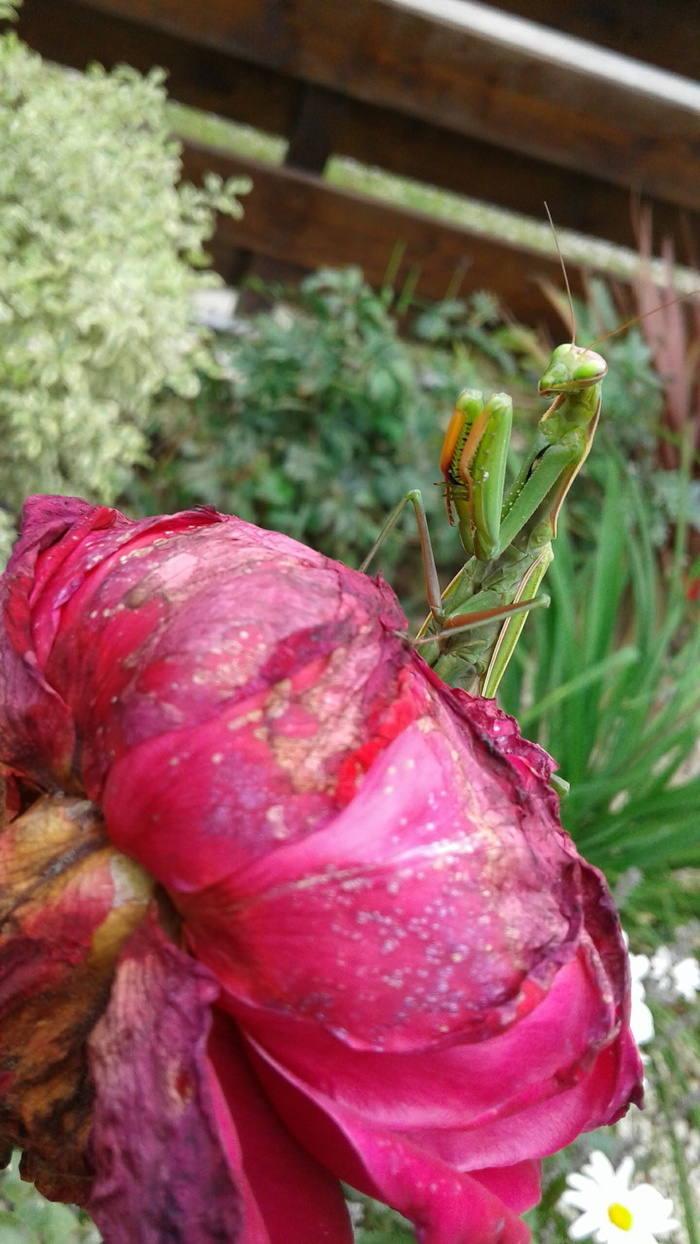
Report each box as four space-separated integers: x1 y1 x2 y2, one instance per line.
207 1009 353 1244
87 909 262 1244
229 961 638 1180
627 1183 679 1233
172 699 579 1051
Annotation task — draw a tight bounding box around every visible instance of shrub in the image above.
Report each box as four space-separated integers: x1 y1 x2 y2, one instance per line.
127 267 540 627
0 4 248 560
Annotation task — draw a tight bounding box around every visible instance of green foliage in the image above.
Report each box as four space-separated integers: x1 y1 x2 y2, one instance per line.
132 267 684 611
499 455 700 878
537 932 700 1244
650 1001 700 1244
129 268 528 596
346 1191 415 1243
0 1154 99 1243
411 288 547 385
0 22 248 561
568 280 664 450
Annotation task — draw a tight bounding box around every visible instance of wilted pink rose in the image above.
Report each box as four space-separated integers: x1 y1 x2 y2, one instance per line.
0 496 643 1244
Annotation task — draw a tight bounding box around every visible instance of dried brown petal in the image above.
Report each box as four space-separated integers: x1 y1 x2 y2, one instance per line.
0 794 153 1201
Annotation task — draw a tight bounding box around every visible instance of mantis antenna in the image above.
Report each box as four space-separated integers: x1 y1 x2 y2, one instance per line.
542 205 700 352
587 291 700 350
544 202 576 345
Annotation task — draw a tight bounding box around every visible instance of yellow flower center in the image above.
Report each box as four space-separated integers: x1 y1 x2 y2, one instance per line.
608 1202 633 1230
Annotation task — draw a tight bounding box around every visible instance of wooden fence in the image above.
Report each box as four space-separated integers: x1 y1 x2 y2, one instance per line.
14 0 700 326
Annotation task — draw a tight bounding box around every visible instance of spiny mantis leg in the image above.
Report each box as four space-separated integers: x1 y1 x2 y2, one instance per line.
359 487 549 637
361 344 605 694
409 593 550 646
358 489 443 620
497 440 582 557
497 424 599 561
441 391 512 560
418 436 578 639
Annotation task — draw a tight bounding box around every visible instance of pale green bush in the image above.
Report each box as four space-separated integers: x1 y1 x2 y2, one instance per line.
0 3 248 560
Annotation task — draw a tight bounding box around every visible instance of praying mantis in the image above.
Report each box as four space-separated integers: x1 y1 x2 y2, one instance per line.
360 335 608 699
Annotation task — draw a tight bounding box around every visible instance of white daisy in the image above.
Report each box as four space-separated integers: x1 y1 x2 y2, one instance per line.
649 946 673 988
625 939 654 1047
671 956 700 1003
650 946 700 1003
561 1150 679 1244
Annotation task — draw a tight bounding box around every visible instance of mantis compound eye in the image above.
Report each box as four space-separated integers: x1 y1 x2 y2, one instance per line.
572 346 608 384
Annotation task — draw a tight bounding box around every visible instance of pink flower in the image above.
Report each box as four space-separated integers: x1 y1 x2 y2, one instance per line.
0 496 643 1244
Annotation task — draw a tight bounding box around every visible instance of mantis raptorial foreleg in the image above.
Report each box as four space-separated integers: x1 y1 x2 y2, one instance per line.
362 341 607 699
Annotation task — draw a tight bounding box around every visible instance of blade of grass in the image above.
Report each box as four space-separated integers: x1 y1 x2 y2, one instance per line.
651 1048 700 1244
519 646 638 728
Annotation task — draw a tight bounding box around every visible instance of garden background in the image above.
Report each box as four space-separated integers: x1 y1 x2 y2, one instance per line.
0 1 698 1240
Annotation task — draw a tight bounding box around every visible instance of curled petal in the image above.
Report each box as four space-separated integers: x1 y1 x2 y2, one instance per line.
207 945 637 1239
207 1009 353 1244
175 698 577 1050
88 910 258 1244
87 912 353 1244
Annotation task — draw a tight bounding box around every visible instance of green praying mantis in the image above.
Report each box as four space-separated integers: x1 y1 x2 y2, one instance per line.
359 329 608 700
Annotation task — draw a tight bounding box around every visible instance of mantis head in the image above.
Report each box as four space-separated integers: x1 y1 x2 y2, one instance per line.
538 343 608 397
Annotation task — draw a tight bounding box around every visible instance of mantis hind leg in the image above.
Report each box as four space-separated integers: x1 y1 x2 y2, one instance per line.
360 491 549 643
358 489 444 620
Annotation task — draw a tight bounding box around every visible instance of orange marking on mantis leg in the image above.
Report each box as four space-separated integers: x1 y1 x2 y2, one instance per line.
440 404 490 531
457 408 490 482
439 406 469 479
440 407 467 525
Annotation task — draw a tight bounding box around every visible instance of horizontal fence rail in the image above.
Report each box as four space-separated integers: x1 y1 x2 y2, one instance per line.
13 0 700 325
470 0 700 81
184 144 591 324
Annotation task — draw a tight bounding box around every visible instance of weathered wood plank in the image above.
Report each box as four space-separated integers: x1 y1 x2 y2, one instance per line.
15 0 300 136
182 142 609 330
328 99 699 256
55 0 700 211
486 0 699 81
16 0 699 255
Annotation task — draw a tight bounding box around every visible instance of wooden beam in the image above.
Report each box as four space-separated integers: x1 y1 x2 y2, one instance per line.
328 98 699 257
182 141 617 331
58 0 700 211
16 0 700 256
15 0 301 136
484 0 700 82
